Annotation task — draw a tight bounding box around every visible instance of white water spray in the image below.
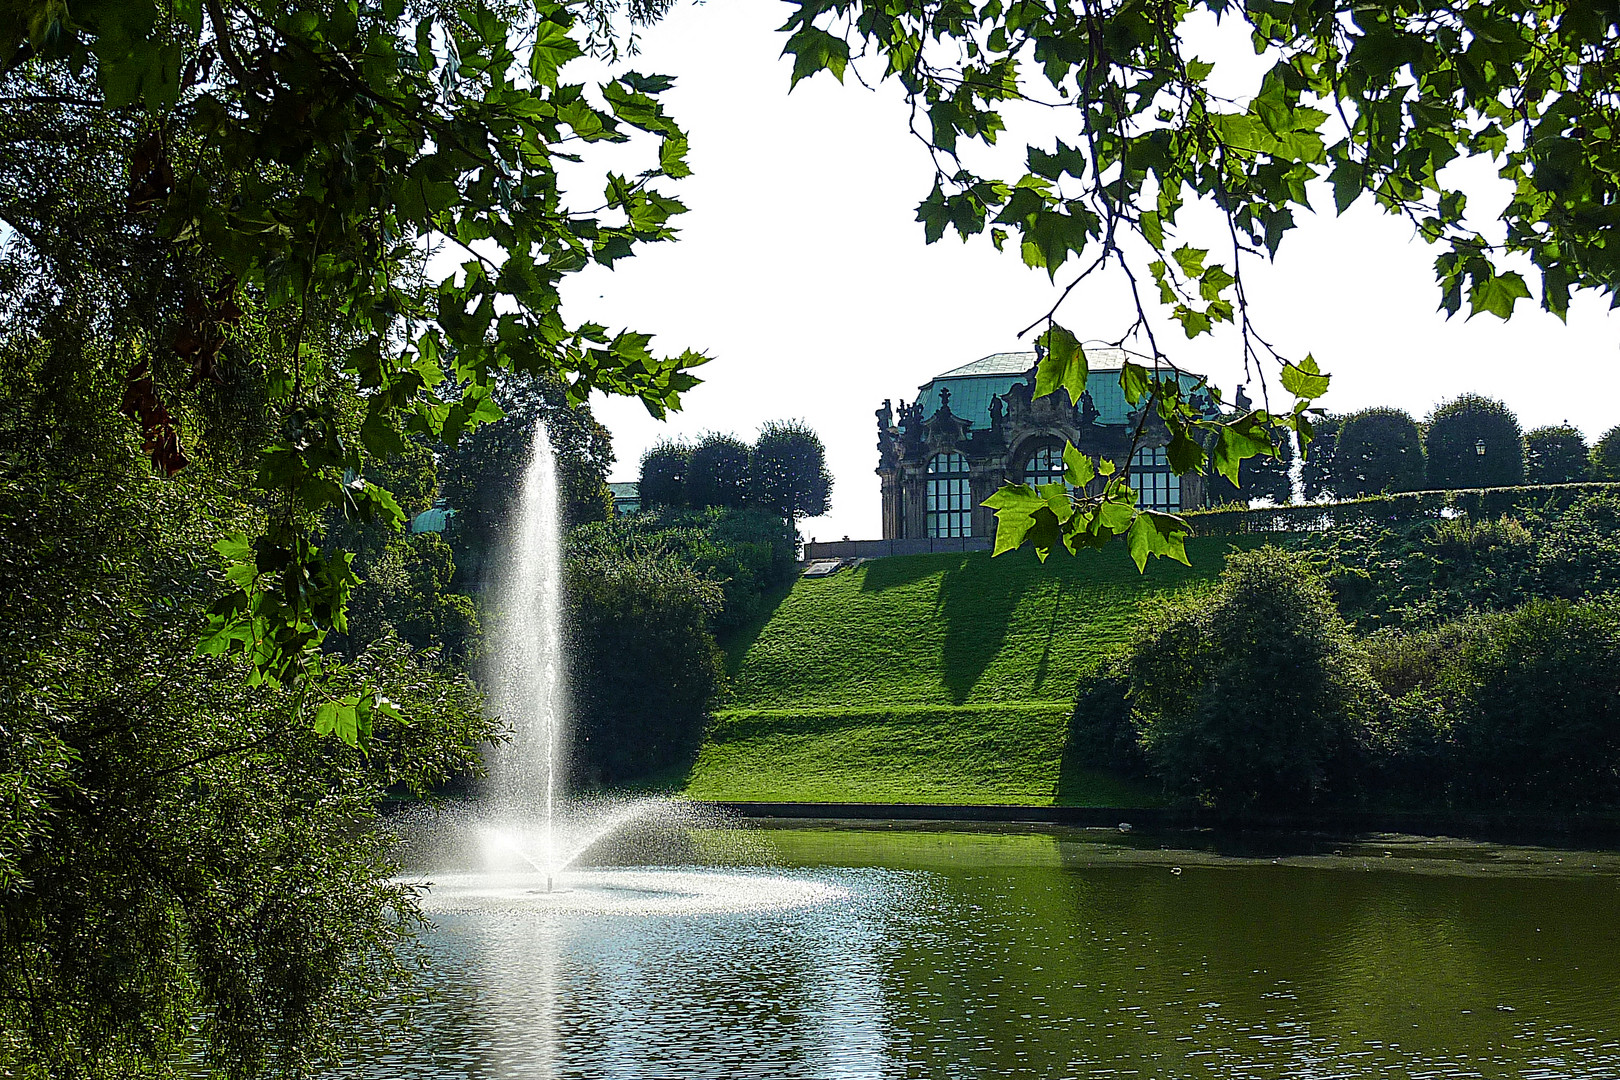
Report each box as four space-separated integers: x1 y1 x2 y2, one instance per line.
487 424 566 886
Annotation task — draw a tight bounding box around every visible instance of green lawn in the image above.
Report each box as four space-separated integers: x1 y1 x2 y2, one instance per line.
683 539 1247 806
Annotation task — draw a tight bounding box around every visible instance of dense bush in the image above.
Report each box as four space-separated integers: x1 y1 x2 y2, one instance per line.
566 550 725 785
639 440 690 509
1536 492 1620 599
1425 393 1525 489
684 433 752 510
1289 492 1620 628
338 533 480 660
1438 602 1620 809
1524 424 1591 484
0 453 495 1077
1333 407 1426 496
1090 548 1384 810
571 506 797 632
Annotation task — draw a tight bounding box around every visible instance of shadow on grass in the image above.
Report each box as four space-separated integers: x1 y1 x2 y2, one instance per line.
714 578 797 681
858 551 961 592
937 549 1050 704
1053 688 1164 807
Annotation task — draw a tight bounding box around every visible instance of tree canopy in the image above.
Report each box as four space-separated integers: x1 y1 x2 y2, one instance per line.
749 420 833 520
1333 407 1426 497
2 0 702 688
1425 393 1526 489
1525 424 1592 484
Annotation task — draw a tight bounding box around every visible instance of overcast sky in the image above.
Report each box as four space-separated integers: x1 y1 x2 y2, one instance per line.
558 0 1620 543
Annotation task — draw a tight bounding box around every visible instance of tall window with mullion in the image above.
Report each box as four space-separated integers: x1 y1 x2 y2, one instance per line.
1022 445 1067 490
1131 446 1180 512
926 452 972 537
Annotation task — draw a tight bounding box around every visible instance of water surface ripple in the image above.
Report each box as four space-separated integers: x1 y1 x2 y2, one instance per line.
349 827 1620 1079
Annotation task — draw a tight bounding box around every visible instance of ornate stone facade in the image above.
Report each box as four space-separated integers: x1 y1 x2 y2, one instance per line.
877 351 1212 540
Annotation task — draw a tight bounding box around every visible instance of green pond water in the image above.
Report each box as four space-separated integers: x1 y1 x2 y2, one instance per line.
357 823 1620 1078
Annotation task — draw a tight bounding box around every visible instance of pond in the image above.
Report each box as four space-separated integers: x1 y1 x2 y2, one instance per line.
356 822 1620 1079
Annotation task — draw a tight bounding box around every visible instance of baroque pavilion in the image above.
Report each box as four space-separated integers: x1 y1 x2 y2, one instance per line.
876 350 1215 541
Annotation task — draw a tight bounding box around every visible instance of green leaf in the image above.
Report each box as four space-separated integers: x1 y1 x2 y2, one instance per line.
1213 414 1276 486
528 17 582 86
1467 269 1531 320
1034 323 1088 405
1171 245 1207 277
782 25 849 88
1119 362 1151 406
1125 510 1191 572
983 483 1046 556
1062 442 1094 487
1279 354 1330 400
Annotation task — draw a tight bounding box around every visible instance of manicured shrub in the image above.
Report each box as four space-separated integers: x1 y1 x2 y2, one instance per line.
1524 424 1591 484
638 440 690 509
566 550 726 785
685 433 751 509
750 420 833 519
1110 547 1385 810
1333 407 1426 496
1441 600 1620 809
1424 393 1525 490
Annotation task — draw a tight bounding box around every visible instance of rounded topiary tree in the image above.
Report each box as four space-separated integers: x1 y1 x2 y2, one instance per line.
685 433 752 509
1332 407 1426 497
1424 393 1525 490
750 420 833 520
1592 423 1620 481
1300 413 1340 501
1524 425 1591 484
639 440 691 509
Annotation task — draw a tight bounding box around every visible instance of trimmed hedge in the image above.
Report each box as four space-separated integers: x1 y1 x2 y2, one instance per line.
1183 483 1620 537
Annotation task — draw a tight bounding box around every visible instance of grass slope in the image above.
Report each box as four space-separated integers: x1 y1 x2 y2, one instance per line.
684 539 1244 806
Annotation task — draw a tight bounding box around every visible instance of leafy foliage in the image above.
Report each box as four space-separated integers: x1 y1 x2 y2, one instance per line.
1100 548 1381 810
1374 602 1620 809
1525 424 1592 484
1425 393 1525 490
0 435 494 1078
1299 413 1340 501
683 432 751 510
571 506 798 633
1291 493 1620 628
2 0 702 687
1333 407 1426 496
749 419 832 520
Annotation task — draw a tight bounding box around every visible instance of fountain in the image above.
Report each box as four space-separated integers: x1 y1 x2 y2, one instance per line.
399 421 843 916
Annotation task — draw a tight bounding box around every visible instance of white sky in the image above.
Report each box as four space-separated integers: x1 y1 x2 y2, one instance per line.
560 0 1620 543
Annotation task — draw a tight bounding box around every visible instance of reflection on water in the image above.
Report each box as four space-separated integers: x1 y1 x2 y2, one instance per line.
347 827 1620 1079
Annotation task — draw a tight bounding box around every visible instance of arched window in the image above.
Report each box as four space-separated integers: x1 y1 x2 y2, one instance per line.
926 452 971 538
1131 446 1180 512
1022 445 1066 489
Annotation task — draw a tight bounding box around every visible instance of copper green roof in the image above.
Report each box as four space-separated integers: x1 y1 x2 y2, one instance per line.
916 349 1204 429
